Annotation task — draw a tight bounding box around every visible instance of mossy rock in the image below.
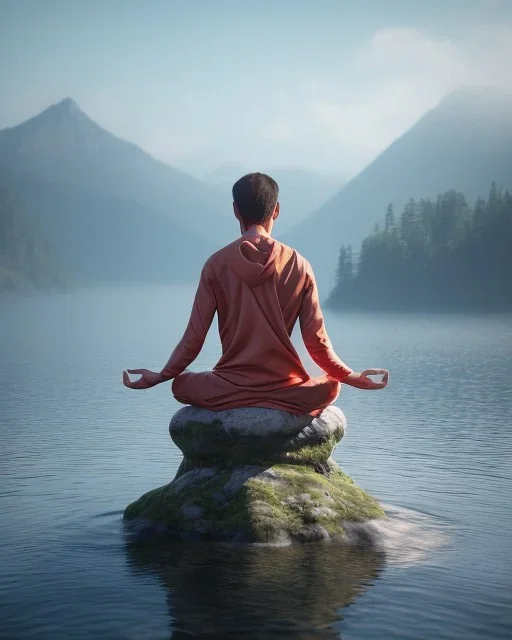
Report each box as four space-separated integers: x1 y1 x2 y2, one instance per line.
124 405 385 544
124 460 385 544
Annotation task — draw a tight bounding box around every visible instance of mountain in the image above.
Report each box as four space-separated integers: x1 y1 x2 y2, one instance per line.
204 164 343 235
2 168 214 284
0 99 236 244
0 99 236 284
0 180 67 292
282 87 512 292
203 163 249 186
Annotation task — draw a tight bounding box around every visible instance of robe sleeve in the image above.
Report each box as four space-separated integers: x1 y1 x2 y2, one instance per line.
298 262 353 381
160 261 217 378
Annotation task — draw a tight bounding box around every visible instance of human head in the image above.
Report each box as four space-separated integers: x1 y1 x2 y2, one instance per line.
232 172 280 232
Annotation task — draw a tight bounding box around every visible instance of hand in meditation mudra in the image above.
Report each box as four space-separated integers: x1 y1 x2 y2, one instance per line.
123 173 388 415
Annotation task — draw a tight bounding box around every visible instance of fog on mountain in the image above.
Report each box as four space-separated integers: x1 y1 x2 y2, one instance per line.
1 88 511 298
283 87 512 293
0 182 67 291
0 99 228 287
204 164 344 235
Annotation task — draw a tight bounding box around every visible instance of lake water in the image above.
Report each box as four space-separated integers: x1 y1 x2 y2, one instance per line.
1 285 511 639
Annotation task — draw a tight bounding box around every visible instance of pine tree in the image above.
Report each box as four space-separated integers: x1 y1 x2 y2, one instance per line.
384 203 395 231
334 245 353 288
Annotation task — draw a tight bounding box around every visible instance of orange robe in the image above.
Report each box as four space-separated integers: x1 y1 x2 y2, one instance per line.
164 233 353 415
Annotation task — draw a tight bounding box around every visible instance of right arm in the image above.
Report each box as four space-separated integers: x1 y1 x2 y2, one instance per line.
298 265 354 382
298 263 388 390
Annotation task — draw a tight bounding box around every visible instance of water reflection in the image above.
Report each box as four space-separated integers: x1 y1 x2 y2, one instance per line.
125 539 386 639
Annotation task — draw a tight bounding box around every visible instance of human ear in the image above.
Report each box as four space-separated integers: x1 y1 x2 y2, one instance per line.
234 203 246 232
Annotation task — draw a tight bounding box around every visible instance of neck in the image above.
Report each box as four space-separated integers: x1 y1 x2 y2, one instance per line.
242 224 271 237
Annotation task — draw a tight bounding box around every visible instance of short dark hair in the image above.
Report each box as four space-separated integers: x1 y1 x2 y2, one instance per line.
232 173 279 225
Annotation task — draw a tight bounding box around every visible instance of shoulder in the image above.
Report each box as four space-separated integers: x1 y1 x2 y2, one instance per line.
273 238 306 264
207 237 241 262
208 238 241 264
275 239 314 278
201 238 241 277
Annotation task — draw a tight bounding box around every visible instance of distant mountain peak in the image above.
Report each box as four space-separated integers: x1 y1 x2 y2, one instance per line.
437 85 512 111
0 97 107 146
43 97 86 120
55 97 80 111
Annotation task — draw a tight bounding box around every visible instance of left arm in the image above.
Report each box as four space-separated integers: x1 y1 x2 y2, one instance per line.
298 262 388 390
159 262 217 380
123 262 217 389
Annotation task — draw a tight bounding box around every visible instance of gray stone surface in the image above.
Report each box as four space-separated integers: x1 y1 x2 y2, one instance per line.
169 405 346 466
170 405 319 437
180 505 204 520
172 467 218 493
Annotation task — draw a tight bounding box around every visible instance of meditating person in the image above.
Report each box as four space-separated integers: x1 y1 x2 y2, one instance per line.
123 172 388 415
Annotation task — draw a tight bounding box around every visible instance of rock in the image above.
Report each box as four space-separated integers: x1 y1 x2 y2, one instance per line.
169 405 346 469
180 505 204 520
124 405 385 544
296 524 331 543
172 467 218 492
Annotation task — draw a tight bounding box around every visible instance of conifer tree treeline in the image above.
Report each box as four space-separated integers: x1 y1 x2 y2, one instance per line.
327 183 512 311
0 180 67 291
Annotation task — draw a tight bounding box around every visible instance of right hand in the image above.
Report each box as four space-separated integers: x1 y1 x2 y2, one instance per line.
346 369 389 390
122 368 164 390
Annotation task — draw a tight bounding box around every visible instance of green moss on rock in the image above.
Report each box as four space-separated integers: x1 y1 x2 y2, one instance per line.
124 462 384 543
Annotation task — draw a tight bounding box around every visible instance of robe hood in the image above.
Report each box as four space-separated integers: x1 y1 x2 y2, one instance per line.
227 235 279 287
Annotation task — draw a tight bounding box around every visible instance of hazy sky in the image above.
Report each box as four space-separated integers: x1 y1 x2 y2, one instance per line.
1 0 511 178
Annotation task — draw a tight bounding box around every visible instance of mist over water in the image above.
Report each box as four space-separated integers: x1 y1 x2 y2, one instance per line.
1 286 511 639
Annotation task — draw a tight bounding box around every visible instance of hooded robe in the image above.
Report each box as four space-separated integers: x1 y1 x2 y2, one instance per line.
165 233 353 416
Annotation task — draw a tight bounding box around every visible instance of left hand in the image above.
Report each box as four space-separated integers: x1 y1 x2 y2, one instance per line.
122 368 163 390
345 369 389 390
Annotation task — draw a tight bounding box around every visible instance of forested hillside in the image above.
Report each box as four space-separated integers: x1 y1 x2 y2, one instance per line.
0 181 67 292
327 183 512 311
284 88 512 290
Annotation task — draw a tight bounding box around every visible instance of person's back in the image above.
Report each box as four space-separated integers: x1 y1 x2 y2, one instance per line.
123 173 388 414
195 233 310 389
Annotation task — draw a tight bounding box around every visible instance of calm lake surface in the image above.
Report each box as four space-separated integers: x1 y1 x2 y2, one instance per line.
1 285 511 640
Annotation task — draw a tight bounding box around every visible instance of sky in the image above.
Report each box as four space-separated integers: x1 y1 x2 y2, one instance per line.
1 0 511 179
